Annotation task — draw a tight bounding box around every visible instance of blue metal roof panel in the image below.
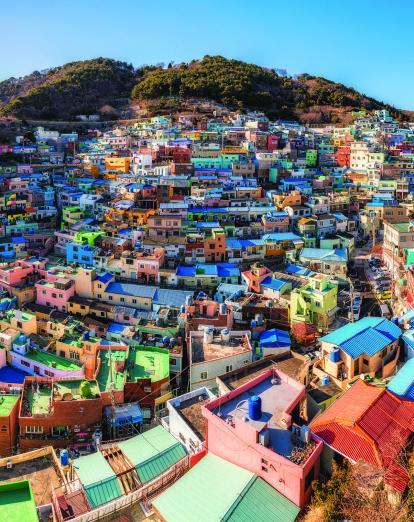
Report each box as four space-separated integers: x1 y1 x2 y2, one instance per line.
340 328 392 358
387 359 414 400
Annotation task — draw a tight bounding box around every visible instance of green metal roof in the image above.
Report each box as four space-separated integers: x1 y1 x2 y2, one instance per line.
0 480 38 522
223 475 300 521
118 425 187 483
73 451 122 508
153 453 299 522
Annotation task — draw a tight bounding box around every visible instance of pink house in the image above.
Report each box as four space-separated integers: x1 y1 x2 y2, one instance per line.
203 368 322 508
35 275 75 312
0 258 47 293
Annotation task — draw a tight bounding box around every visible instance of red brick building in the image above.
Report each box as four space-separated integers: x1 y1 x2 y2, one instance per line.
19 377 102 451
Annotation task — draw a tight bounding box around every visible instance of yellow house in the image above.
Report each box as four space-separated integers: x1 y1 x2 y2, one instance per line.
104 157 131 173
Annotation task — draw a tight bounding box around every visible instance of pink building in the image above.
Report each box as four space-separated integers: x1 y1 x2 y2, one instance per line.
203 368 322 508
35 275 75 312
0 258 46 293
118 247 165 284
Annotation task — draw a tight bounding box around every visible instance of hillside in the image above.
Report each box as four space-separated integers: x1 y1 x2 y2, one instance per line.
132 56 403 123
0 58 136 120
0 55 404 123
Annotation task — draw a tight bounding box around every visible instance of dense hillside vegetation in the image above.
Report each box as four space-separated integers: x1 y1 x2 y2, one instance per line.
0 55 403 123
132 56 402 123
0 58 136 119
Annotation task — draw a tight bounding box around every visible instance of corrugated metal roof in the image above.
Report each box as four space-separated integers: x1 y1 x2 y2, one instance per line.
311 380 414 476
340 328 392 358
311 422 379 467
73 452 122 508
153 453 299 522
223 475 299 521
137 443 186 483
320 317 402 347
388 359 414 400
118 425 186 483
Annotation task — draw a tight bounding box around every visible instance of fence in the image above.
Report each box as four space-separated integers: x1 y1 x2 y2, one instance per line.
52 454 189 522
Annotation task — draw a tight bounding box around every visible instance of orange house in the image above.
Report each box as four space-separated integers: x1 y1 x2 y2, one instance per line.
105 157 131 173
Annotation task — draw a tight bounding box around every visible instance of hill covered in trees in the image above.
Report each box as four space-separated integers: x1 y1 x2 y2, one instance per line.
0 58 136 120
0 55 404 123
132 56 402 123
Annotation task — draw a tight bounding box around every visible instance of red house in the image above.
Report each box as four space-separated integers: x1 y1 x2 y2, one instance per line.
311 379 414 494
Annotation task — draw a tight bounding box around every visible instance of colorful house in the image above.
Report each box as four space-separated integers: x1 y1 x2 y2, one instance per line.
290 274 338 329
316 317 402 386
311 379 414 495
203 368 323 508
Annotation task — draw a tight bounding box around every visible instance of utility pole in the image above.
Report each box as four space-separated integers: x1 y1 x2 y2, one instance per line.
109 346 116 440
349 277 354 322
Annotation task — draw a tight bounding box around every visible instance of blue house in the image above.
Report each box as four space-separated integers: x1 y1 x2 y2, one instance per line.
259 329 291 357
66 242 99 266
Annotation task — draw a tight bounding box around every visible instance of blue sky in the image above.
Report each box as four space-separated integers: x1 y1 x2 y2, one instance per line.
1 0 413 108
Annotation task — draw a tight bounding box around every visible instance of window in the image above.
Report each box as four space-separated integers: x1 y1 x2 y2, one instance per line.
44 370 54 377
20 360 30 368
109 296 113 301
26 426 43 434
381 348 387 358
225 365 233 373
17 321 23 329
354 358 360 374
1 425 6 432
170 358 177 366
69 351 80 361
200 371 208 380
362 357 369 366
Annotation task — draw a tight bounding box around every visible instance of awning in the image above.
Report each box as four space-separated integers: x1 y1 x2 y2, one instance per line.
155 391 173 406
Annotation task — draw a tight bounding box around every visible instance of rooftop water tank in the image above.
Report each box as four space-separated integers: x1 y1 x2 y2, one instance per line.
162 336 170 344
248 395 262 421
60 449 69 467
300 425 311 444
330 348 340 363
18 334 26 343
204 326 214 345
321 375 330 386
219 303 227 315
221 328 230 343
180 305 185 314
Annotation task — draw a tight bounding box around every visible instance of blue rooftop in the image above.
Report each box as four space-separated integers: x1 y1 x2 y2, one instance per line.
96 273 113 284
0 365 30 384
259 329 291 349
387 359 414 401
319 317 402 359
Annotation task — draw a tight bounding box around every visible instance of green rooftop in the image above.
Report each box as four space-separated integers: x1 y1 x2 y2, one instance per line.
127 345 169 383
73 451 122 508
54 380 100 400
0 480 38 522
0 395 19 417
27 387 51 416
97 350 126 392
118 425 187 484
153 453 299 522
390 222 412 233
25 350 82 371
